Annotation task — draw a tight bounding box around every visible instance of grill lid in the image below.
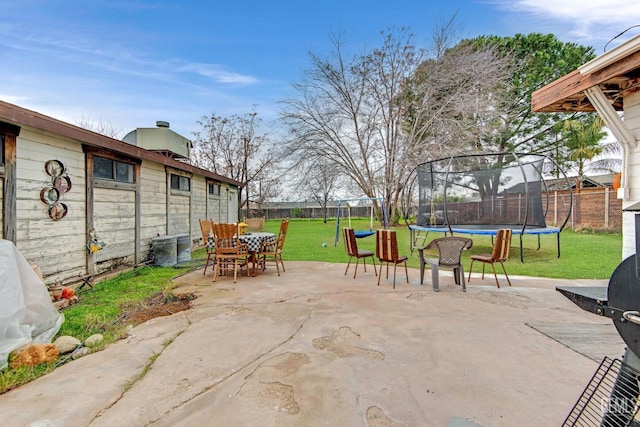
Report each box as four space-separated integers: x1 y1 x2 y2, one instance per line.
606 255 640 357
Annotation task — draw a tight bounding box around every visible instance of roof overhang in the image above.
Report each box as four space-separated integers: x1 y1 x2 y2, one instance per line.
0 100 244 187
531 34 640 113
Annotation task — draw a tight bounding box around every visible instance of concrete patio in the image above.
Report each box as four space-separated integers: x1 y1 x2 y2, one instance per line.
0 261 624 426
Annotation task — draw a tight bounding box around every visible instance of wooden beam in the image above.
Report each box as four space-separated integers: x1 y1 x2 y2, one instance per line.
532 50 640 112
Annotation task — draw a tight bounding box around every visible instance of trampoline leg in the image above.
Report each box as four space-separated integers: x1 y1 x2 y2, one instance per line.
557 233 561 258
537 235 541 250
519 234 524 263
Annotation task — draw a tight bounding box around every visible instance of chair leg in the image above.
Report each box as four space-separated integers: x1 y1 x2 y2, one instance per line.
213 259 220 282
354 258 360 279
468 259 475 282
344 257 352 276
460 265 466 292
403 261 408 283
392 263 397 289
377 262 386 286
431 264 439 292
371 256 377 276
233 260 238 283
490 263 500 288
500 262 512 286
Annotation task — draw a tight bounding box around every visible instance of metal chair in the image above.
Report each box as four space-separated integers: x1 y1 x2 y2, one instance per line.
468 229 512 288
198 219 216 275
375 229 408 289
343 227 377 278
419 237 473 292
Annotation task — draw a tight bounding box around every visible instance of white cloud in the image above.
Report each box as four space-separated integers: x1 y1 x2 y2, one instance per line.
491 0 640 50
179 63 259 84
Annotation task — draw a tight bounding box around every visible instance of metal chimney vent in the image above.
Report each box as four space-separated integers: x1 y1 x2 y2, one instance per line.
156 121 170 128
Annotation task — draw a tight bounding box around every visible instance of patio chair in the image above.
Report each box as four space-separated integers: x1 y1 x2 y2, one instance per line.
211 223 250 283
245 217 265 232
420 237 473 292
467 229 512 288
199 219 216 275
259 218 289 275
375 229 408 289
343 227 377 279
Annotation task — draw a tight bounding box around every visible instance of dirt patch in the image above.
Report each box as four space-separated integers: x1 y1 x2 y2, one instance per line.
117 291 196 326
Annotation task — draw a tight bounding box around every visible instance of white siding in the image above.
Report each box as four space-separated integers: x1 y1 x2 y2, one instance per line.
139 160 167 254
0 178 3 237
169 192 190 234
622 91 640 258
14 129 86 283
93 187 135 272
190 175 206 244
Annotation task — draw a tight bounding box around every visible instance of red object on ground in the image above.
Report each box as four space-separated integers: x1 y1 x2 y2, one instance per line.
61 287 75 299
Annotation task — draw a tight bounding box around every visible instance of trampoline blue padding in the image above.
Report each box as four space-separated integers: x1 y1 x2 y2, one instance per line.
408 224 562 262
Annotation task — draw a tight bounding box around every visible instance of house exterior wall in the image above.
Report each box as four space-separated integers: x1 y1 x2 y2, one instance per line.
1 111 241 285
622 91 640 258
14 129 87 283
139 160 168 255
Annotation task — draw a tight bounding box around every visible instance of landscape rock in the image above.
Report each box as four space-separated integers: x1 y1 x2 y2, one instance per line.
53 336 81 354
71 347 90 360
84 334 104 348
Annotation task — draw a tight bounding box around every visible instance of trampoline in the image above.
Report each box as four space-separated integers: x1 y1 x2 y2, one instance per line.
402 152 573 262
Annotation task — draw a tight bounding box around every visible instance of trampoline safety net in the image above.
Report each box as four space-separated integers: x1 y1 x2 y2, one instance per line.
414 153 570 230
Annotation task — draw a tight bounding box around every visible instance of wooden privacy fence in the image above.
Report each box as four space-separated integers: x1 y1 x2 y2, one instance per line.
546 187 622 231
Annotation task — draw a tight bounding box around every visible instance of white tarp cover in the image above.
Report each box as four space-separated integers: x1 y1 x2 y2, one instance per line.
0 239 64 370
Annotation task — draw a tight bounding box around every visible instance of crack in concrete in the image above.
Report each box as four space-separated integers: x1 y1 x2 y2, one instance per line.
145 299 317 424
90 320 191 424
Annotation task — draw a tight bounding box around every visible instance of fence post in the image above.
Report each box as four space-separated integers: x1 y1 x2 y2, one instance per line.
554 191 558 225
605 187 610 229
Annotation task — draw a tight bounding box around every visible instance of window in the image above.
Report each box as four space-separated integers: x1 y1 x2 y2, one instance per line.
94 156 134 183
208 183 220 196
171 174 190 191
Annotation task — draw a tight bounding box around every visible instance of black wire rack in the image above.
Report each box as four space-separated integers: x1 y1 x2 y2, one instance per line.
563 357 640 426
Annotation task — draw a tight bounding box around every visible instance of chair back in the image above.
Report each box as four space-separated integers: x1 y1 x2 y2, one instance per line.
376 229 399 262
245 217 265 232
276 218 290 251
343 228 358 257
199 219 214 240
427 237 473 266
492 229 512 262
212 223 247 255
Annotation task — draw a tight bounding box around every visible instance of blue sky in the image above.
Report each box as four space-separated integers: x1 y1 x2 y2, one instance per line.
2 0 640 139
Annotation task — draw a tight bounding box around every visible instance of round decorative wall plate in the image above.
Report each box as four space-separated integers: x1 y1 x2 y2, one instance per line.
44 159 66 177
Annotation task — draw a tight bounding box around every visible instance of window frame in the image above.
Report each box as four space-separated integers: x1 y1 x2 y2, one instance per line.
208 182 221 196
170 174 191 192
93 155 136 183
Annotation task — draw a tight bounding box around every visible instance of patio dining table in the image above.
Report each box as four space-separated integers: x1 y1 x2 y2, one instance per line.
237 232 276 252
206 231 276 277
239 232 276 276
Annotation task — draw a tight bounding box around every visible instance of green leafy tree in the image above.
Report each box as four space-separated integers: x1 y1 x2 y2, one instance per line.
558 115 619 188
467 33 596 154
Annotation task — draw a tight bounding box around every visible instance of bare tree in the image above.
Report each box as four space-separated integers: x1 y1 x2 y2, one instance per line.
280 28 424 217
75 115 124 139
279 21 512 219
191 109 276 213
294 159 342 222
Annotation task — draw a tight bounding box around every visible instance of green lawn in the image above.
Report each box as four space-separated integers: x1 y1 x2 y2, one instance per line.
244 218 622 280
